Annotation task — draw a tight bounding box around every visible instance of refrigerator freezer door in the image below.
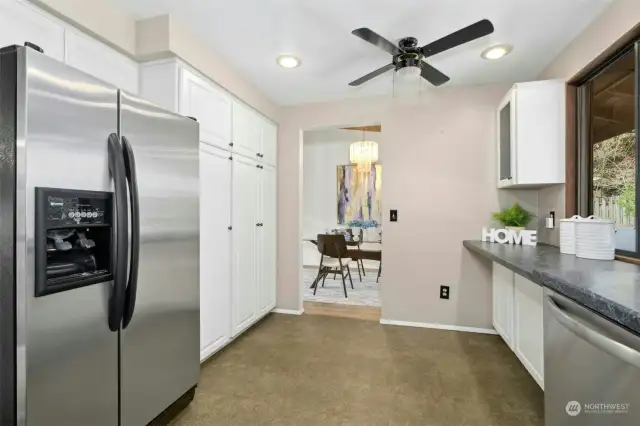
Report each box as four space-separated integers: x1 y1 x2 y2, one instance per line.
119 91 200 426
19 49 119 425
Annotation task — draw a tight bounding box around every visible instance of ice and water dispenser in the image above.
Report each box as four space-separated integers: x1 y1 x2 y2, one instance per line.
35 188 114 296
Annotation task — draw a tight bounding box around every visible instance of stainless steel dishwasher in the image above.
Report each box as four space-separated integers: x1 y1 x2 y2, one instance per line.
545 289 640 425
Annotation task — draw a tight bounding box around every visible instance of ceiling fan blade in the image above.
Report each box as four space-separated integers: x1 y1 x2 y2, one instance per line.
420 62 450 86
349 63 396 86
351 28 400 55
421 19 494 58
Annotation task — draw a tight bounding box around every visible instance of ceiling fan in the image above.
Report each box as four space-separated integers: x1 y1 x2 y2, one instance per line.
349 19 494 87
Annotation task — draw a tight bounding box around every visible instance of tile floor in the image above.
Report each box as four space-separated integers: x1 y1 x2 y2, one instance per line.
303 266 381 307
172 313 543 426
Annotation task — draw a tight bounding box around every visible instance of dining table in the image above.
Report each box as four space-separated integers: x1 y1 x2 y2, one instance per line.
303 237 382 282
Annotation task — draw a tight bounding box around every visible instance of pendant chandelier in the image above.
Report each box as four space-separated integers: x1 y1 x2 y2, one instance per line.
350 130 378 173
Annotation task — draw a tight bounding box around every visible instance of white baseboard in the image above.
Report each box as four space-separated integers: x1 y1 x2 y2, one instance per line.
380 319 498 335
272 308 304 315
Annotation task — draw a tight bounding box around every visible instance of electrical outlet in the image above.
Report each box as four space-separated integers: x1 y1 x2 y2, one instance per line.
440 285 450 300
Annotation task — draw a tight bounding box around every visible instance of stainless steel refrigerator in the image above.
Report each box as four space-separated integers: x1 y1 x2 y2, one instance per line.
0 45 200 426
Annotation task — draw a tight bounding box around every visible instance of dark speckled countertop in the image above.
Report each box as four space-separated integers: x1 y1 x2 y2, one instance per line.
464 240 640 335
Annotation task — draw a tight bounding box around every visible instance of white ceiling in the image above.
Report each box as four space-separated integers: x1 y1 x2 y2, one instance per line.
115 0 614 105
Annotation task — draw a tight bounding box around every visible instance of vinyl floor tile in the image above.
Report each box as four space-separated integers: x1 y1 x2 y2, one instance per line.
171 313 543 426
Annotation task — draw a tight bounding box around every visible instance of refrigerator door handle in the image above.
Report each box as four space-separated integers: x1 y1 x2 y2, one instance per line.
122 136 140 328
546 294 640 369
107 133 129 331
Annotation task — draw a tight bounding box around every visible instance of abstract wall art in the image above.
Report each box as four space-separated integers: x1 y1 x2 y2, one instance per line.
337 164 382 225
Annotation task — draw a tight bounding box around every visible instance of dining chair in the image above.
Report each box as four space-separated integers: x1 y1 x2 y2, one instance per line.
356 228 366 279
344 229 363 282
312 234 354 298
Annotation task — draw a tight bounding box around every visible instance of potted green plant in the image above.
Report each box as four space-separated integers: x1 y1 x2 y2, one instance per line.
492 203 534 231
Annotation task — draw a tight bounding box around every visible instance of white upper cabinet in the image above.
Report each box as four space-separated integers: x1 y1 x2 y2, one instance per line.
180 68 232 149
261 119 277 166
65 29 139 94
232 100 262 159
497 79 565 188
0 0 64 61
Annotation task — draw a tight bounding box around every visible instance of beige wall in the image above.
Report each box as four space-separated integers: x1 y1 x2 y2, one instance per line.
535 0 640 245
279 85 511 328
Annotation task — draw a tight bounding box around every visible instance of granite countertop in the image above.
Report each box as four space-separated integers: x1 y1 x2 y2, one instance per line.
464 240 640 335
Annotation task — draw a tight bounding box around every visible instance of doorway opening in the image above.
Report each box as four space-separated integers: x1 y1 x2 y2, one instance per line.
301 125 383 320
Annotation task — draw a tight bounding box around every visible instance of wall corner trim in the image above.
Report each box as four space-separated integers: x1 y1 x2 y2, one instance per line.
379 319 498 335
272 308 304 315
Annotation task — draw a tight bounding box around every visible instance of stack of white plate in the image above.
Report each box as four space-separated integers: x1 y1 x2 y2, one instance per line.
575 216 615 260
559 215 582 254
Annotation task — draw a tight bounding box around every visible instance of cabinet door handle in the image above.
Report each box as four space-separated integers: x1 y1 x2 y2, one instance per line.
229 156 233 160
228 226 232 230
229 142 234 147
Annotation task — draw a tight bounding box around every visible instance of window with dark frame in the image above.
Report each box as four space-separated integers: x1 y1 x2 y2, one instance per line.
576 42 639 258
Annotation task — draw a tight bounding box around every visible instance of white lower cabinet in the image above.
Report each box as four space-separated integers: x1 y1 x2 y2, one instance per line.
199 144 232 361
514 274 544 389
492 262 544 389
492 263 515 348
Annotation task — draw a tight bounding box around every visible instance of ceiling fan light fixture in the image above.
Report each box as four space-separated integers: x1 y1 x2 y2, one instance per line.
397 66 421 78
277 55 301 68
481 44 513 60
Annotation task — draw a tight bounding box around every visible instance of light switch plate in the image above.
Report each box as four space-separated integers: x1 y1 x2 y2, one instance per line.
390 209 398 222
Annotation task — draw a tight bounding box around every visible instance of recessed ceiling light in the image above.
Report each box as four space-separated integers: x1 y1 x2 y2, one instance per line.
481 45 513 60
277 55 301 68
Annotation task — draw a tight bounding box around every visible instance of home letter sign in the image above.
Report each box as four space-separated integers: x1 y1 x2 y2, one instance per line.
482 228 537 246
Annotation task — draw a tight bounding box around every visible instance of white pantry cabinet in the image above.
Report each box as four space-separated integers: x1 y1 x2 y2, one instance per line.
199 144 232 362
258 165 277 316
0 0 64 61
139 58 278 351
497 79 565 188
514 274 544 389
492 262 515 348
65 29 139 94
231 155 260 336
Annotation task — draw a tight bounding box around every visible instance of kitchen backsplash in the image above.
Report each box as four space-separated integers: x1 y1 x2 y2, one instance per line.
496 185 564 247
536 184 564 246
